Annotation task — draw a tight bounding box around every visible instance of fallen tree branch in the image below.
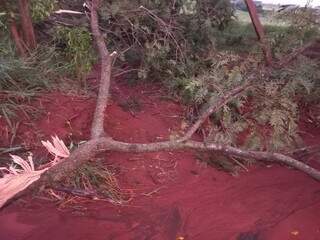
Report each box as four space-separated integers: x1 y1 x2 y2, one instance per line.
31 0 320 184
43 137 320 182
2 0 320 209
3 133 320 209
104 138 320 180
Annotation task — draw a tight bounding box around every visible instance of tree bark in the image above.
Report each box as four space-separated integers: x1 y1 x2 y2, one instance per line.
0 0 27 57
245 0 273 66
18 0 37 50
9 17 27 57
89 0 113 139
43 137 320 183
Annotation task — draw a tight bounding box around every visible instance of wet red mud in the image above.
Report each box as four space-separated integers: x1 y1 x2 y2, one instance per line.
1 78 320 240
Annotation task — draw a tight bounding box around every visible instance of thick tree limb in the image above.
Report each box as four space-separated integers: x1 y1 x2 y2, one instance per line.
42 137 320 183
89 0 115 139
103 139 320 181
3 133 320 209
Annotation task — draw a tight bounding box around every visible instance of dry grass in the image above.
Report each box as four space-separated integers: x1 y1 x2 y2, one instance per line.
56 161 130 205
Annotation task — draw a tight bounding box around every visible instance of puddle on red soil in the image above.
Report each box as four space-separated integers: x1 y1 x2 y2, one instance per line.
1 75 320 240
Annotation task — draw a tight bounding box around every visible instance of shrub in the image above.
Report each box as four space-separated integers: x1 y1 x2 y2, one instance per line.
54 26 96 81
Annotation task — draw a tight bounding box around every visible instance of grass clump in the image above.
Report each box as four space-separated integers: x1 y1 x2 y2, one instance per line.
0 26 94 141
61 161 129 204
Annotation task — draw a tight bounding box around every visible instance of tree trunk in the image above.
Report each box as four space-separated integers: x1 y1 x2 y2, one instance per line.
18 0 36 50
0 0 27 56
9 17 27 57
245 0 273 66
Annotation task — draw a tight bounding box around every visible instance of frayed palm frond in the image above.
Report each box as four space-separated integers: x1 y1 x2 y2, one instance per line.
41 135 70 161
0 136 70 208
10 154 34 173
0 154 47 208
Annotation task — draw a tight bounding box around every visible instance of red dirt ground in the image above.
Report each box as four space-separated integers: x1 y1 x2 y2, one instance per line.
1 77 320 240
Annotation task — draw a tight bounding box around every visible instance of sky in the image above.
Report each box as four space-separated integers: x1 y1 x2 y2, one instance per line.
260 0 320 6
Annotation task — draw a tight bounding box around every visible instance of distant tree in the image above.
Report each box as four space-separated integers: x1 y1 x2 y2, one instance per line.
0 0 37 57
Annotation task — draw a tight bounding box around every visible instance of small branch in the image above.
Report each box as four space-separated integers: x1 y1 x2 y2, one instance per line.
54 9 84 15
287 144 320 158
51 186 97 198
178 84 251 142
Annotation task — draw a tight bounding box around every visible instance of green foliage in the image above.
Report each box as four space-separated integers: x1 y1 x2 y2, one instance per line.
113 3 317 152
0 29 83 129
195 0 234 29
98 0 234 79
55 26 96 80
267 25 319 58
276 7 320 30
169 53 243 104
0 34 67 93
168 51 320 151
1 0 318 154
249 85 300 150
30 0 57 22
0 0 56 23
211 19 319 57
223 55 319 151
212 21 259 53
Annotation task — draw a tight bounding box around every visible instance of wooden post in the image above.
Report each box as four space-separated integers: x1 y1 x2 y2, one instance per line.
245 0 273 66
